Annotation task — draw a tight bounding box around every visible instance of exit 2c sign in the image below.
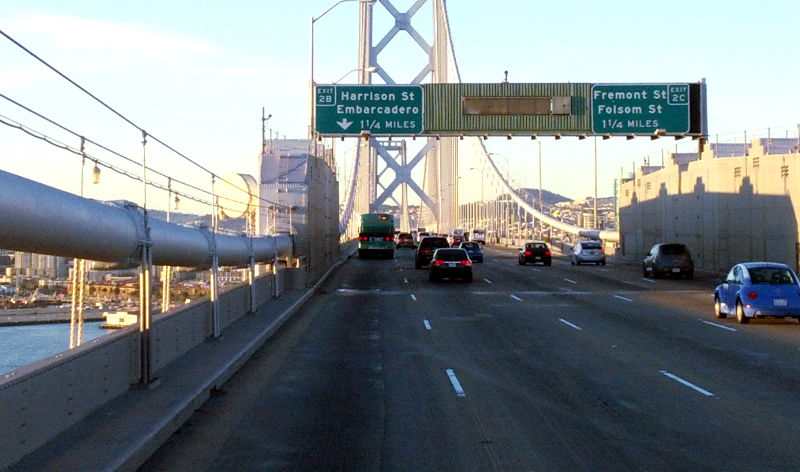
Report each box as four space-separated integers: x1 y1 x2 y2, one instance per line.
591 84 690 135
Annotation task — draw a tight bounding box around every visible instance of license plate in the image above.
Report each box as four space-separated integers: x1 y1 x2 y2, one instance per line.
671 268 680 273
447 262 457 267
774 298 788 306
535 256 541 260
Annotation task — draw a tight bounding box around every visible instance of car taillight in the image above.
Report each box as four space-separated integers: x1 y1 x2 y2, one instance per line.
433 260 445 266
359 236 368 241
601 247 605 253
545 250 551 255
385 236 392 241
461 260 472 266
748 291 758 299
525 251 531 256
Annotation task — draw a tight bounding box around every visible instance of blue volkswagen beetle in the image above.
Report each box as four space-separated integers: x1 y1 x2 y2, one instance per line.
714 262 800 324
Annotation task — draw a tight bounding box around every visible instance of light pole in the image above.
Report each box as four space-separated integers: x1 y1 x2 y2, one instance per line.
469 167 483 230
310 0 376 138
538 141 542 213
593 136 598 229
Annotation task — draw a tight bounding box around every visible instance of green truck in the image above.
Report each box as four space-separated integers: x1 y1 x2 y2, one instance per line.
358 213 395 259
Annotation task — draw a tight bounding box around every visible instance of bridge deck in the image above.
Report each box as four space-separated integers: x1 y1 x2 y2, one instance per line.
8 286 316 472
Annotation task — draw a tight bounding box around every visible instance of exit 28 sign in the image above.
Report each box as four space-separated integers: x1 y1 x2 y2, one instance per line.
315 84 424 136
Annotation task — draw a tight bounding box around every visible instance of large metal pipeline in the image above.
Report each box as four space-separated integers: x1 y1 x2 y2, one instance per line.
0 169 293 268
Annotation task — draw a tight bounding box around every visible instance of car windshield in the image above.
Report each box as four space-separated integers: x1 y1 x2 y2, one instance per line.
434 249 468 261
420 238 448 247
661 244 688 255
748 267 797 285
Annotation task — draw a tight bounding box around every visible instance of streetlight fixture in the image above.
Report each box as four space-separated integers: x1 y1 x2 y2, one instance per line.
333 66 376 84
310 0 376 138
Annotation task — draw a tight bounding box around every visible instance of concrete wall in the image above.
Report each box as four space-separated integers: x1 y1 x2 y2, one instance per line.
298 155 341 285
0 268 302 470
619 139 800 273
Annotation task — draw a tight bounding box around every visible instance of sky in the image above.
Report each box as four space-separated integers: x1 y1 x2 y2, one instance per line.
1 0 798 215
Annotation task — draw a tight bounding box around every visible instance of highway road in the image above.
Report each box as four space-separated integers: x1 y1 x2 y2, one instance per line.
140 246 800 471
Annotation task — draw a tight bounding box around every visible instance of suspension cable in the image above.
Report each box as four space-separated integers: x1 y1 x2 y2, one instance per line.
0 30 290 211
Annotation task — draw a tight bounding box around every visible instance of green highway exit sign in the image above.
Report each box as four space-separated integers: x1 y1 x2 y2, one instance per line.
591 84 690 135
315 84 423 136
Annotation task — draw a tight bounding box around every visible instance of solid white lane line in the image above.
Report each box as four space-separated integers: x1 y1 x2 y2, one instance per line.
564 278 577 284
510 294 522 301
614 295 634 302
641 278 656 284
424 319 432 330
410 294 417 301
446 369 466 397
558 318 582 330
700 319 737 332
660 370 715 397
483 278 493 284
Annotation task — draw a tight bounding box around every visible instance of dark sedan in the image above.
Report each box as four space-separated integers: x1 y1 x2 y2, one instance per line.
395 232 415 248
429 248 473 282
519 241 551 266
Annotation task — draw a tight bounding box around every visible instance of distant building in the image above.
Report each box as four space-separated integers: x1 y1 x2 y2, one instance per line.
257 139 313 236
13 251 69 279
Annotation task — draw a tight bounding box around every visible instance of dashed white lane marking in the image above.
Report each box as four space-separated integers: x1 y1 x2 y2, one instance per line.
410 294 417 301
558 318 582 330
424 319 432 330
564 278 577 284
641 278 656 284
445 369 466 397
660 370 715 397
483 278 493 284
700 319 737 332
614 295 634 302
510 294 522 301
403 278 409 284
530 267 541 272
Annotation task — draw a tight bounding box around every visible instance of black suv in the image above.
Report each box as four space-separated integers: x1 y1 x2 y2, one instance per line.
415 236 450 268
518 241 552 266
643 243 694 279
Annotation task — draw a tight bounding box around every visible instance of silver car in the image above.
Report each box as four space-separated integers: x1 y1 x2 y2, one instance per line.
570 240 606 265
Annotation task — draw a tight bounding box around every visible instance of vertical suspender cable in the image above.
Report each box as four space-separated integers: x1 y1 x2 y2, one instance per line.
211 177 220 338
139 130 153 385
70 137 88 348
161 178 172 313
248 236 256 314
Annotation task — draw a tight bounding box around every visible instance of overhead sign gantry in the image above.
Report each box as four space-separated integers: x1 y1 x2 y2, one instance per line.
314 80 706 138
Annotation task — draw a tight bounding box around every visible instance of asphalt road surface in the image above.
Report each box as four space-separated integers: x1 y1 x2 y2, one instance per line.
140 246 800 471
